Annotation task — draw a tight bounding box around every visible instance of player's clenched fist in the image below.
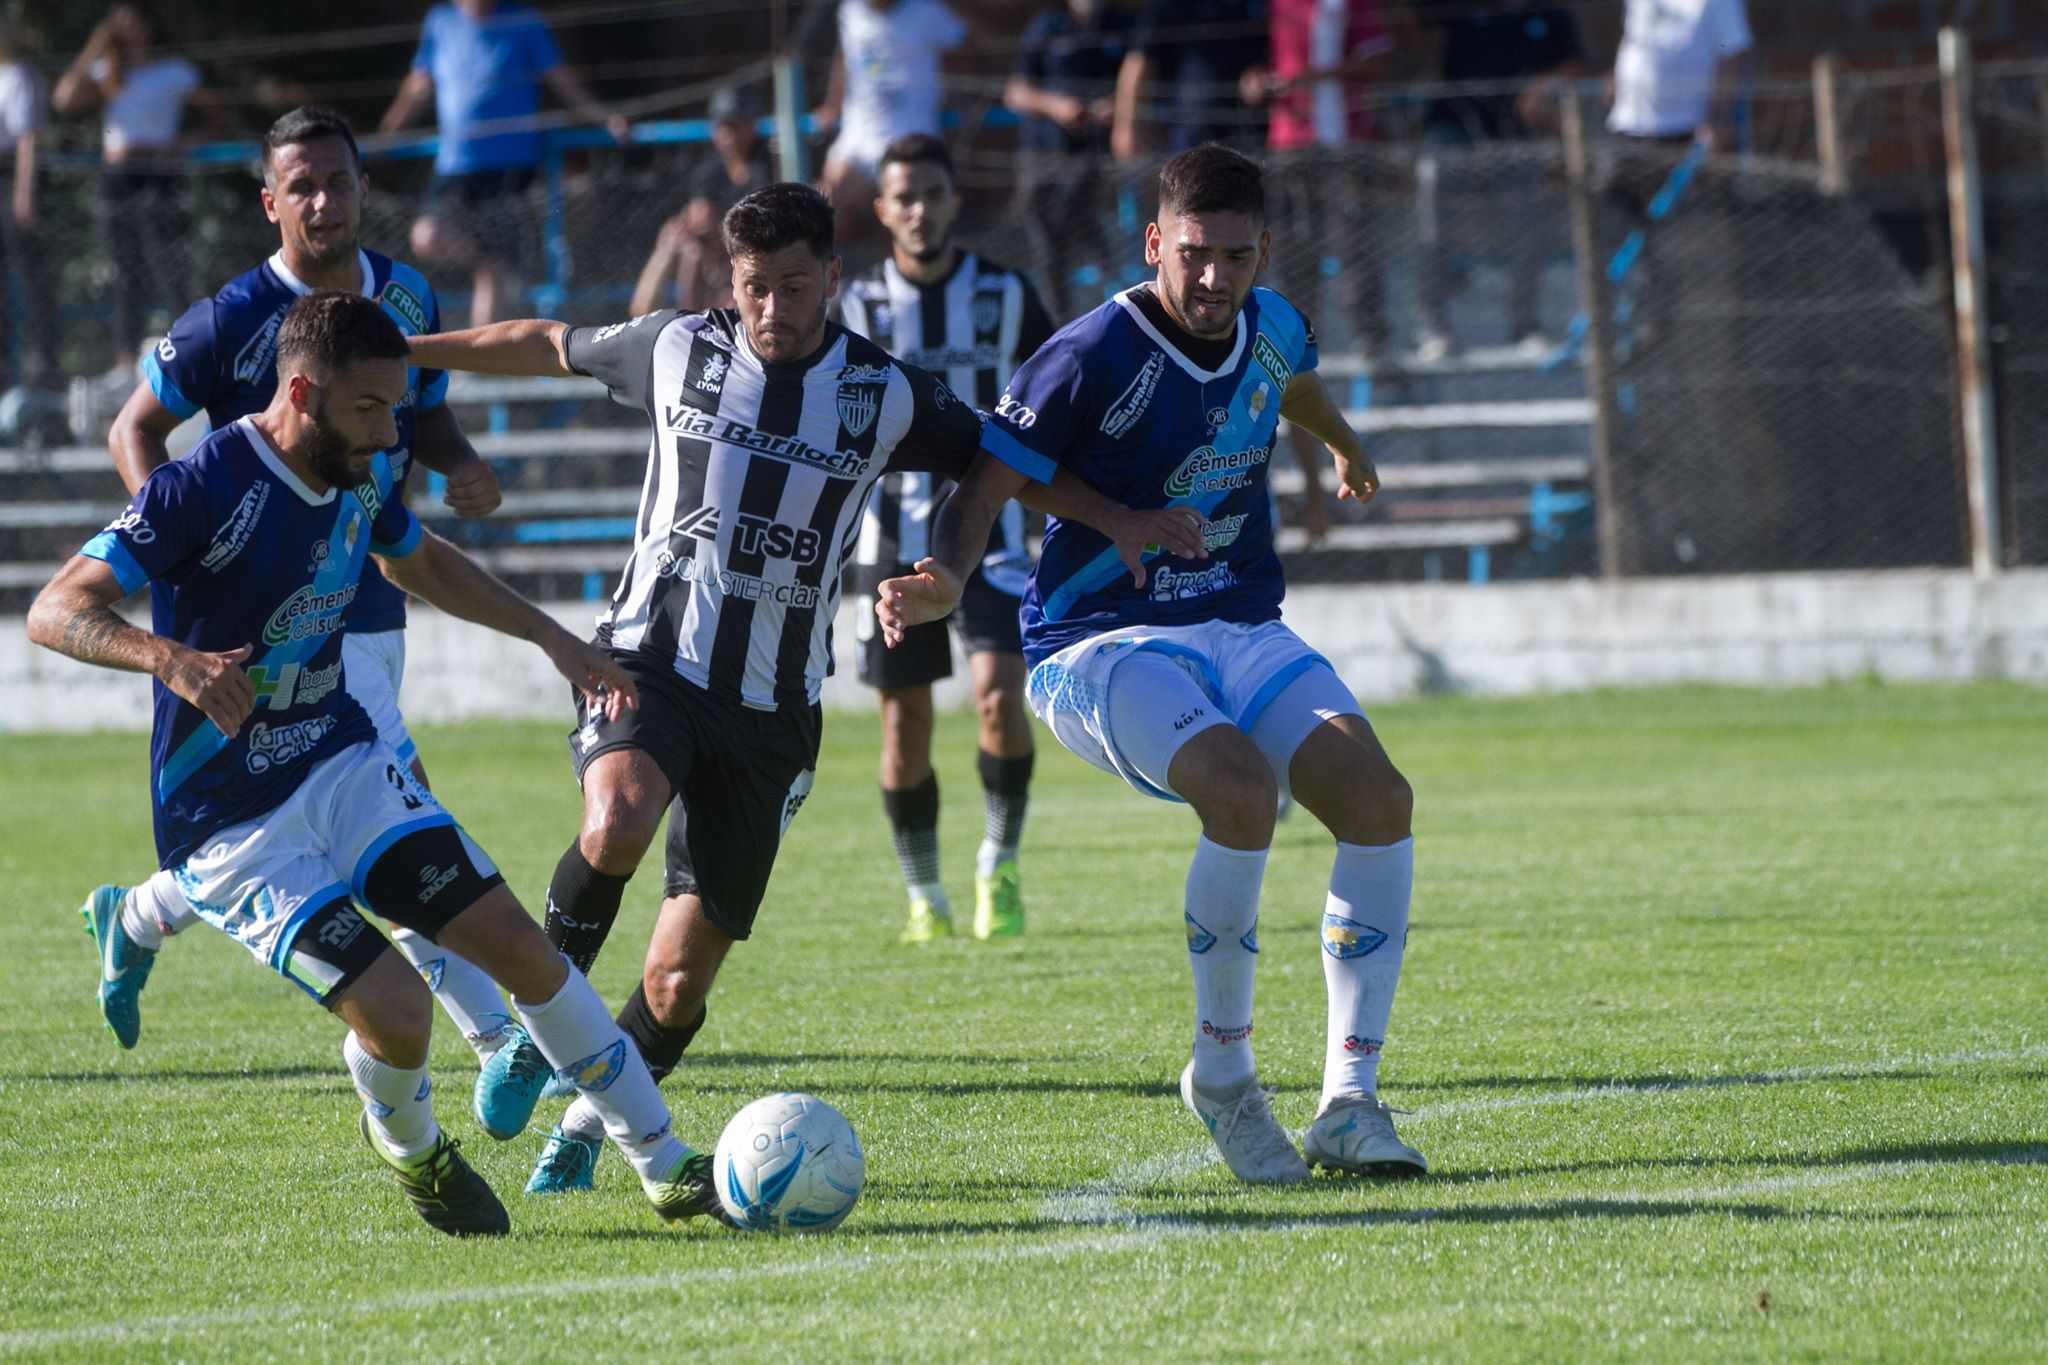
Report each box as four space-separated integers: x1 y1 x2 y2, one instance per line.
439 457 503 517
1332 448 1380 506
162 643 256 738
875 558 964 648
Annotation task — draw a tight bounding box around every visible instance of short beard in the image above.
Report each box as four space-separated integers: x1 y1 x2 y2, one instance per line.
304 402 369 487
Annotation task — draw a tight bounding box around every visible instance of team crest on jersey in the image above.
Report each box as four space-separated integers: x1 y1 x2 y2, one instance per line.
970 293 1002 335
380 281 429 335
693 349 730 396
1249 383 1269 418
837 382 882 436
1252 333 1293 390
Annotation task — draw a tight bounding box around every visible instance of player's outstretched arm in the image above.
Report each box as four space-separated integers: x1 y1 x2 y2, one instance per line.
1018 469 1207 581
413 402 503 517
375 530 637 721
27 557 255 736
408 320 575 378
1281 370 1381 505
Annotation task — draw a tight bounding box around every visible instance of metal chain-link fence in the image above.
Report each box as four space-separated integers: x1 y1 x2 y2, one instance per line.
6 57 2043 609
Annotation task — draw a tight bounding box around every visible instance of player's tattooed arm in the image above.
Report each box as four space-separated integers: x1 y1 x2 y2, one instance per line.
27 557 256 735
376 531 638 720
1281 369 1380 505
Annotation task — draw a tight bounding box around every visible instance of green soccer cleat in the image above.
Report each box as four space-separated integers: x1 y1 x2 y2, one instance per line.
526 1124 602 1196
360 1114 510 1236
973 861 1025 940
899 894 955 945
643 1150 736 1226
80 884 154 1049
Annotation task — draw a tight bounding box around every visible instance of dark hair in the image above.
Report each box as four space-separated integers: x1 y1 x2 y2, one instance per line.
262 105 362 186
723 182 836 262
275 291 409 379
877 132 953 182
1158 144 1264 221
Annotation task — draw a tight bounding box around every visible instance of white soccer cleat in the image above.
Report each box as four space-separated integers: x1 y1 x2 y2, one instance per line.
1303 1092 1428 1177
1179 1062 1310 1184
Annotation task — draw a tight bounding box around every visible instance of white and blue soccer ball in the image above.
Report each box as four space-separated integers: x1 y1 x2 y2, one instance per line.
713 1092 865 1234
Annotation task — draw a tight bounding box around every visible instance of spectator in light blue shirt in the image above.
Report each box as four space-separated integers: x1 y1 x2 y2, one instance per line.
378 0 628 326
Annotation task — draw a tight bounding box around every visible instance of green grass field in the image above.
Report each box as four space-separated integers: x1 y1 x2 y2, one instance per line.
2 683 2044 1361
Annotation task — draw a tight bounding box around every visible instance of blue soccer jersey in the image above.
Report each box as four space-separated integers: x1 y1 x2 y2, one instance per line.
139 249 449 634
80 417 424 869
981 286 1318 667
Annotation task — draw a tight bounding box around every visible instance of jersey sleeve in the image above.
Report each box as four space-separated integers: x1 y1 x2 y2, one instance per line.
78 462 210 594
141 298 223 421
414 283 449 409
981 337 1089 485
520 13 565 73
564 310 679 415
926 1 968 52
886 364 984 477
369 502 423 559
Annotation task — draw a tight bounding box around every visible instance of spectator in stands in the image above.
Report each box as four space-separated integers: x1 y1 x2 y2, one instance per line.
1609 0 1750 155
0 16 57 387
378 0 630 328
629 86 772 314
813 0 965 237
1241 0 1392 362
1004 0 1131 319
52 2 227 365
1413 0 1588 360
1111 0 1269 162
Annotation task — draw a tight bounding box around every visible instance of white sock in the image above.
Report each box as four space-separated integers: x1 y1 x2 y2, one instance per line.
125 870 199 950
557 1094 606 1143
1320 838 1414 1104
974 839 1016 879
514 962 690 1181
387 926 513 1059
1185 836 1268 1090
344 1030 439 1161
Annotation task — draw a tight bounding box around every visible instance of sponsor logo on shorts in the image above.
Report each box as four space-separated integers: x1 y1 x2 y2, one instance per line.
1343 1035 1383 1056
1100 353 1164 439
316 906 368 950
1165 445 1269 498
201 484 269 572
263 583 358 645
417 863 461 904
559 1039 627 1093
245 715 337 772
1322 913 1390 960
1200 1019 1253 1046
1252 333 1293 389
1148 563 1239 602
1172 707 1206 731
380 281 429 335
1184 913 1217 954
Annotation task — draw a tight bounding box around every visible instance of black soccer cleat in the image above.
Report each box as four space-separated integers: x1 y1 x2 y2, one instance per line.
643 1150 738 1227
360 1114 511 1237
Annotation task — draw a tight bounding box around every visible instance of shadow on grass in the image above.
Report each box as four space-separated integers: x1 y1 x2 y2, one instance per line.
18 1064 336 1084
1407 1056 2040 1103
1430 1140 2048 1187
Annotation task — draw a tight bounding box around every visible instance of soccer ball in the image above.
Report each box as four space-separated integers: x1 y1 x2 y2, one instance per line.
713 1092 865 1233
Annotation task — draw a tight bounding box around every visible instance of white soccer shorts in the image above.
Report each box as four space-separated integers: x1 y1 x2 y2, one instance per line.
1025 619 1364 803
171 740 492 998
343 628 417 768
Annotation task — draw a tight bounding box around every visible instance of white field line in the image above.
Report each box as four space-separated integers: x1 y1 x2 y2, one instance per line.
5 1046 2043 1352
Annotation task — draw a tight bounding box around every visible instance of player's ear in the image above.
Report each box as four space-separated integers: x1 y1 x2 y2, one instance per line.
826 253 842 299
1144 221 1162 267
1258 227 1271 274
260 185 280 226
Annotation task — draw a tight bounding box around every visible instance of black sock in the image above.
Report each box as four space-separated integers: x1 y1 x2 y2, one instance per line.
545 842 631 975
977 749 1034 854
617 984 705 1085
881 773 942 891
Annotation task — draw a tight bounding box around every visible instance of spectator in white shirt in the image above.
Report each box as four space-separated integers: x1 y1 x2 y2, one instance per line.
1608 0 1751 149
53 3 227 363
812 0 965 236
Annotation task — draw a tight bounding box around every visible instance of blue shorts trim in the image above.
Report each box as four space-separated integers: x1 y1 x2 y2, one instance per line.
350 812 456 901
269 880 354 981
1236 653 1325 734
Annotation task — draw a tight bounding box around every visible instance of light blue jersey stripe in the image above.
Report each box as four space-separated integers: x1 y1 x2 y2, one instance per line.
983 424 1057 484
141 351 200 420
80 533 150 595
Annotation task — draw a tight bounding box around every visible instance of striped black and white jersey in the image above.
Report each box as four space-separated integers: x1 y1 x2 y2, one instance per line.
837 252 1055 595
566 308 983 710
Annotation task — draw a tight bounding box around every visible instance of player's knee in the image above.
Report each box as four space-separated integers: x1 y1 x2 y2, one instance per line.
1330 765 1414 845
580 794 663 872
642 961 712 1028
975 680 1019 735
1186 750 1279 843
